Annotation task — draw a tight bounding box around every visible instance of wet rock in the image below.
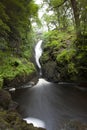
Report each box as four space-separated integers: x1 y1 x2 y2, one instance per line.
0 109 46 130
0 89 18 111
3 71 38 89
8 101 18 111
0 89 11 109
0 89 46 130
42 61 59 82
61 120 87 130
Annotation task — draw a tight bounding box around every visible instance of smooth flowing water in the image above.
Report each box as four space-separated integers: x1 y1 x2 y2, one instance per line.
12 41 87 130
13 79 87 130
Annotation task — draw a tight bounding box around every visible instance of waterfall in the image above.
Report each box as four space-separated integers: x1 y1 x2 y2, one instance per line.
35 40 43 75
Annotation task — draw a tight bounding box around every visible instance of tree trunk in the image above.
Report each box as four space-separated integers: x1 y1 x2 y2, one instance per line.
70 0 81 37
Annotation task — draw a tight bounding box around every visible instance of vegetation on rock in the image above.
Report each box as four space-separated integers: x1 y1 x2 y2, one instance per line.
40 0 87 82
0 0 40 88
0 90 46 130
41 29 87 82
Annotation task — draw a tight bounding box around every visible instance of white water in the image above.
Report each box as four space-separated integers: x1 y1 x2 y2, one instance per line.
35 40 43 69
24 117 46 128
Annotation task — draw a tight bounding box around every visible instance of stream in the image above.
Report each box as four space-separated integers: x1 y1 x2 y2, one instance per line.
12 40 87 130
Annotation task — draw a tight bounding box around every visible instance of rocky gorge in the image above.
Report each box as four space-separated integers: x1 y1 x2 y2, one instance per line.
41 30 87 85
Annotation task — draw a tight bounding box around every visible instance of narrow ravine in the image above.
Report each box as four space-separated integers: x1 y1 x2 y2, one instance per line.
12 40 87 130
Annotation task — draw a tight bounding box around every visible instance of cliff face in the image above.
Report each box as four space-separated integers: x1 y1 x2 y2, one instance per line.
41 30 87 83
41 47 71 83
0 51 39 89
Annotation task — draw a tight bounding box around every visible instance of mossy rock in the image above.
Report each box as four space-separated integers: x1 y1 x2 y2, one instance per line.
0 50 37 87
0 118 10 130
0 75 3 88
0 89 46 130
0 89 11 109
0 109 46 130
62 120 87 130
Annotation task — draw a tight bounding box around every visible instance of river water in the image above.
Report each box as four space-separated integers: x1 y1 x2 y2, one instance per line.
12 40 87 130
12 78 87 130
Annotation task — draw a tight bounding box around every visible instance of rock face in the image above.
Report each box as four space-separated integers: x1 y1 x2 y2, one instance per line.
0 90 46 130
41 59 71 83
41 46 87 84
62 120 87 130
3 71 38 89
41 50 69 83
42 61 59 82
40 30 87 84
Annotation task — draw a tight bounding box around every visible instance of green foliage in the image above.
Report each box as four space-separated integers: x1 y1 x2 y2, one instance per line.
41 0 87 81
0 50 36 88
0 75 3 88
0 19 10 31
0 108 45 130
0 0 39 52
0 0 39 88
42 29 86 80
68 62 77 74
28 1 39 17
0 56 35 80
43 30 76 50
42 26 87 80
0 2 10 37
56 49 76 62
44 0 87 38
50 0 64 7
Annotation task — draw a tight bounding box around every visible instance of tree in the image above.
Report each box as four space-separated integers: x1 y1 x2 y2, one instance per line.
43 0 87 38
0 2 10 38
70 0 81 37
0 0 39 53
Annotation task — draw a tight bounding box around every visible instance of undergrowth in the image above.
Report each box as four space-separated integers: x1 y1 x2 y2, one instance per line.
0 50 36 88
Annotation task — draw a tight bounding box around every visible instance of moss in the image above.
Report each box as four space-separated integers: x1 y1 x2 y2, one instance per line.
62 120 87 130
0 118 10 130
41 52 49 63
0 90 11 109
0 109 46 130
56 48 76 63
0 75 3 88
0 50 36 88
0 89 45 130
42 30 87 81
0 57 35 80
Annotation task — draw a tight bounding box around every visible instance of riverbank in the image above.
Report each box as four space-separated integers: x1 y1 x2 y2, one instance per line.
13 78 87 130
0 89 46 130
0 50 46 130
0 50 38 89
41 30 87 84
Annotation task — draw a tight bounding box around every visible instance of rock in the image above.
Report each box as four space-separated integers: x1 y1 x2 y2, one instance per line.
0 109 46 130
0 89 11 109
3 71 38 89
61 120 87 130
0 89 46 130
8 101 18 111
42 61 58 82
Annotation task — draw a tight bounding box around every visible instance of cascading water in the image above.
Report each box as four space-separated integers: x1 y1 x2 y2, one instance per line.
12 40 87 130
35 40 43 76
